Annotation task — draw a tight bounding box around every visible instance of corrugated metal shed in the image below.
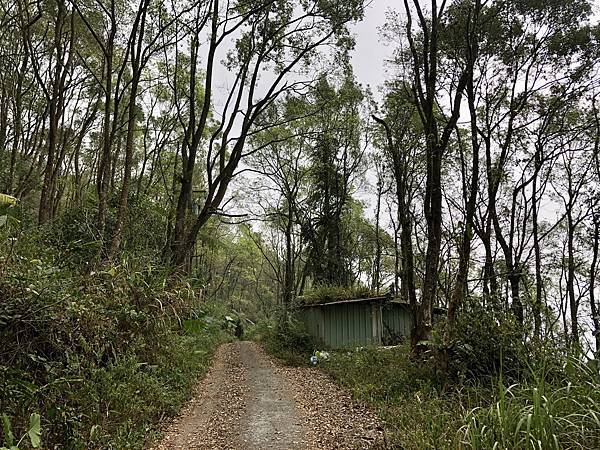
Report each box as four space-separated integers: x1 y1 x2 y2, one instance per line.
382 301 412 345
296 296 412 348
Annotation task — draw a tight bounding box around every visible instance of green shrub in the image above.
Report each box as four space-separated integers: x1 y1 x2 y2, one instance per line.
253 314 317 365
42 198 168 268
0 194 19 230
450 298 567 382
43 205 102 267
1 413 41 450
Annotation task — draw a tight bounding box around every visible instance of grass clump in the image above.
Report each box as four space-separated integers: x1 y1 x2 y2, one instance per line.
295 283 380 306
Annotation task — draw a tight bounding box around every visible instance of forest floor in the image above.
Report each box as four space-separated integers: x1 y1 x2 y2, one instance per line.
151 341 384 449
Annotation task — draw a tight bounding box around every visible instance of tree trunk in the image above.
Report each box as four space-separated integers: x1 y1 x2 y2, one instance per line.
446 69 480 349
108 81 138 257
509 270 524 326
417 139 443 346
532 146 543 339
373 114 419 347
39 0 74 224
282 200 295 309
590 214 599 359
96 26 116 245
402 0 477 349
109 1 149 257
0 86 8 160
566 208 579 348
372 168 383 293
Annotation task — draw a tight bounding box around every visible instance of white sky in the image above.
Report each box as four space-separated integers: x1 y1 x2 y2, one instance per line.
345 1 397 218
349 0 395 96
348 0 600 93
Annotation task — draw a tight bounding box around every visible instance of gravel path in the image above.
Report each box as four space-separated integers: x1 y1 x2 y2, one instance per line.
152 341 384 449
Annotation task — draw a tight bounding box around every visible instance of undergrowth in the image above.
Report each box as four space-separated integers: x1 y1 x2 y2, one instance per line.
0 212 232 449
461 361 600 449
258 313 600 449
248 314 317 366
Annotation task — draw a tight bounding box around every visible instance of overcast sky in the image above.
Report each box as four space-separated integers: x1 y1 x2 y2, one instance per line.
349 0 396 95
348 0 600 92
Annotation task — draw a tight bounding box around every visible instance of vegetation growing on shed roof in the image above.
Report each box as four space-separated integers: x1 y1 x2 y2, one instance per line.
295 283 382 306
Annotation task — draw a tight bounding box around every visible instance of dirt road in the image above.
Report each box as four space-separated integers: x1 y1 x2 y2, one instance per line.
153 341 383 449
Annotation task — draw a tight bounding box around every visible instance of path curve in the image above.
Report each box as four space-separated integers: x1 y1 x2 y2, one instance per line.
153 341 384 449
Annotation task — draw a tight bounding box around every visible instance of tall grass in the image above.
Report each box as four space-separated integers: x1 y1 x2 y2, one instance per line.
461 360 600 449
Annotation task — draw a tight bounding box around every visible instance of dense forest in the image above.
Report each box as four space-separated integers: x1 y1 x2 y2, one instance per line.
1 0 600 448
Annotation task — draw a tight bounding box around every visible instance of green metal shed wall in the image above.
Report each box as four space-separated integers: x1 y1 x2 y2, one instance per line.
324 302 376 348
298 300 412 348
299 302 376 348
382 303 412 344
299 307 325 343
